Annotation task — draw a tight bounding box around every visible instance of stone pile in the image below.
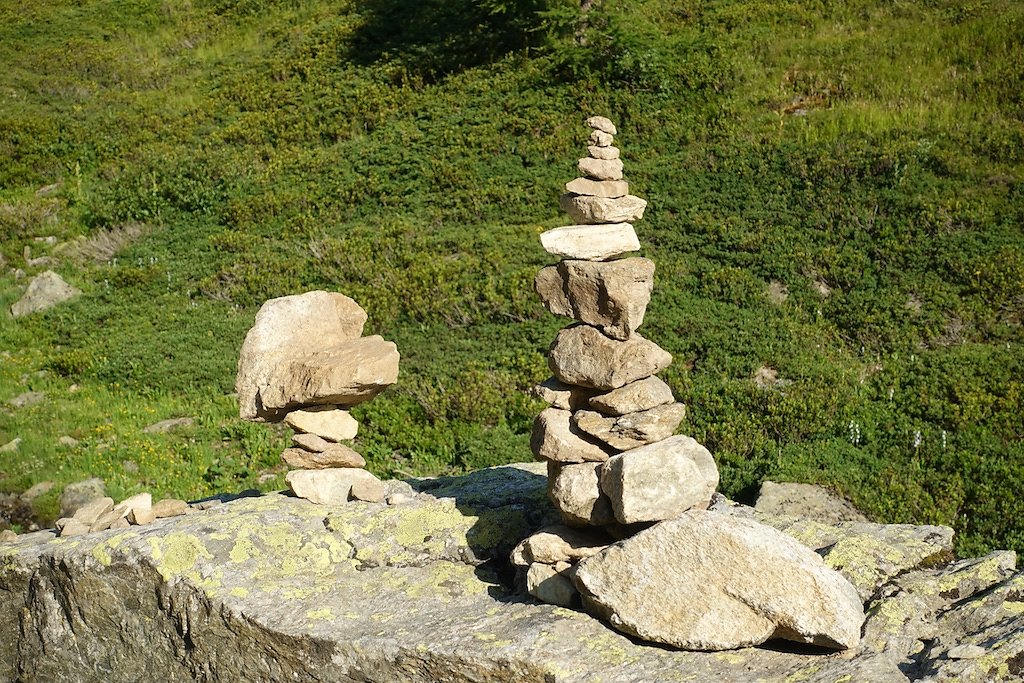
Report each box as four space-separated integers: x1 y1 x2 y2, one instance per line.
54 493 188 537
516 117 865 652
235 290 399 505
529 116 717 536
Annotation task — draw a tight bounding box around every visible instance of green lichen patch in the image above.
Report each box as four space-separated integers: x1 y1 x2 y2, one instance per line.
326 498 530 569
148 532 214 583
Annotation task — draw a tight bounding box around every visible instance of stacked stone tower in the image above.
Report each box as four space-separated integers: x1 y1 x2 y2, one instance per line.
524 117 720 581
236 291 399 504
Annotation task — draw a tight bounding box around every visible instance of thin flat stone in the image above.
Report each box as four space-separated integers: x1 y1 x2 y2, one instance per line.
565 177 628 198
293 432 334 452
151 499 189 518
574 403 686 450
588 145 620 160
539 224 640 262
284 406 359 442
281 445 366 469
578 157 624 181
559 193 647 225
589 376 675 416
70 497 114 526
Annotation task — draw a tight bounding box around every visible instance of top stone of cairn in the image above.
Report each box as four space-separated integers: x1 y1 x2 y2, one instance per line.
587 116 617 135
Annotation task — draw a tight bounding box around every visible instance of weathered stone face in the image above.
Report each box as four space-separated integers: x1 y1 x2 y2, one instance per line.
281 444 366 469
539 224 641 261
589 130 614 147
284 406 359 442
547 461 617 527
255 336 400 419
511 524 613 566
236 291 368 421
1 463 1017 682
530 377 601 412
286 467 384 504
10 270 81 317
578 157 624 181
599 435 718 524
573 511 866 651
588 376 674 416
565 177 627 198
559 193 647 225
586 116 617 135
754 480 868 523
588 145 620 160
530 408 615 463
573 403 686 450
548 325 672 390
534 258 655 341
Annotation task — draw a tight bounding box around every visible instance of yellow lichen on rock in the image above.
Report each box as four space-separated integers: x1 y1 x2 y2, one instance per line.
148 532 214 582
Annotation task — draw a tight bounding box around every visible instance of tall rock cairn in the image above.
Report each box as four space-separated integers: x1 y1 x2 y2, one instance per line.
236 291 400 504
529 116 720 541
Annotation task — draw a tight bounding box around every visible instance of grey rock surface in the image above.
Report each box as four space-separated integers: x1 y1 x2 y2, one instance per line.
57 477 107 519
600 435 718 523
7 391 45 408
578 157 623 181
2 463 1020 683
548 324 672 390
539 223 640 261
284 406 359 441
530 377 600 411
574 511 866 650
755 480 869 523
534 258 654 340
10 270 81 317
587 375 674 415
281 444 366 469
142 417 194 433
530 407 614 463
235 291 368 421
573 402 686 450
559 193 646 224
257 336 399 416
547 461 616 527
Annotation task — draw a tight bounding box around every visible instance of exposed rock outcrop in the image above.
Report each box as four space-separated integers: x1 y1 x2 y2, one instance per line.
2 463 1020 682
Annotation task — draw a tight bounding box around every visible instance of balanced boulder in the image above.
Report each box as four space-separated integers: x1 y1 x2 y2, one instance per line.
236 291 368 421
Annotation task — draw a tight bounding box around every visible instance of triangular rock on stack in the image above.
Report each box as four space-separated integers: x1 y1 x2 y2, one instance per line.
236 291 399 504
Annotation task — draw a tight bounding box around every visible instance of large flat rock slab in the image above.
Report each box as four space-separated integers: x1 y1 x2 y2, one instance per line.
1 463 1017 683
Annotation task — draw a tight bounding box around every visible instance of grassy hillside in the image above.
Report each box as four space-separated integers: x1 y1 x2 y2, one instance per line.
0 0 1021 555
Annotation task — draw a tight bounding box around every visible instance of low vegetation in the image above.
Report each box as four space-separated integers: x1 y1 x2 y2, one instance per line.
0 0 1021 556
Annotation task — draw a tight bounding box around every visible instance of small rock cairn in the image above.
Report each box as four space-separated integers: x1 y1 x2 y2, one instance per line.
236 291 399 504
54 493 189 537
517 115 720 600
